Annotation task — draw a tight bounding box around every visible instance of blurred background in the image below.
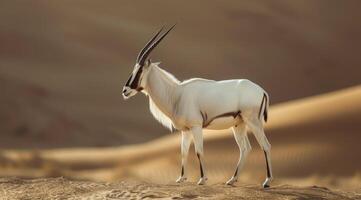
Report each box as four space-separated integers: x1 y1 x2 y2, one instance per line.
0 0 360 189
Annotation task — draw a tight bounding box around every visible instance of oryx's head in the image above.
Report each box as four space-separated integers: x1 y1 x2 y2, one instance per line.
122 25 176 99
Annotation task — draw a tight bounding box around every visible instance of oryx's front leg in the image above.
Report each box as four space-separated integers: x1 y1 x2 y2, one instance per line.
226 123 252 185
191 126 208 185
176 131 192 183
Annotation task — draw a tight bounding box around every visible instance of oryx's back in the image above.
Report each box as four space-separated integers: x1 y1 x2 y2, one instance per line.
182 78 267 110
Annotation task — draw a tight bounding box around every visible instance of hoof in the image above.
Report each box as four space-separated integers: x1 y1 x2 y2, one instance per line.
176 177 187 183
197 177 208 185
225 177 237 186
262 177 273 188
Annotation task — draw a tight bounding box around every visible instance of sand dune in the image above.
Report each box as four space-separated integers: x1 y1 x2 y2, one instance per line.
267 85 361 130
1 85 360 190
1 1 361 145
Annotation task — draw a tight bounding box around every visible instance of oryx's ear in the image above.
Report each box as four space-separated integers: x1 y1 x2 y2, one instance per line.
145 58 152 66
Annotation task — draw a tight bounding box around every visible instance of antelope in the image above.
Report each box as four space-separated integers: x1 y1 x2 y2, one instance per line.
122 25 273 188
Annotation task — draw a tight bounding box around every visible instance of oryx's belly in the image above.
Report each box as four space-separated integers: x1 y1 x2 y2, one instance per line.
206 115 242 130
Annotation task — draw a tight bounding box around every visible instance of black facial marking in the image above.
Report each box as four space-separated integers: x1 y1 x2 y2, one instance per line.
129 66 143 89
125 75 132 87
197 153 204 178
264 151 271 178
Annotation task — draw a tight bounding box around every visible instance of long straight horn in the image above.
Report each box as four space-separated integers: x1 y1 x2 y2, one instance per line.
136 26 164 63
138 24 176 66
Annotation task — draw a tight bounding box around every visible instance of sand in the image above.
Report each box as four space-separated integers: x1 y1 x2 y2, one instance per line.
0 177 360 200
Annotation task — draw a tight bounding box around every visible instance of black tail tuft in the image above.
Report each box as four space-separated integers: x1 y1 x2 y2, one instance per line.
263 93 268 122
259 93 268 122
264 106 268 122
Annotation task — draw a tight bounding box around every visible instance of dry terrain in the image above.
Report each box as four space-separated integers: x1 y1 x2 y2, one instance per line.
0 177 360 200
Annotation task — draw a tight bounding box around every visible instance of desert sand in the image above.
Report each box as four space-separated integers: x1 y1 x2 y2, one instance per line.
0 177 360 200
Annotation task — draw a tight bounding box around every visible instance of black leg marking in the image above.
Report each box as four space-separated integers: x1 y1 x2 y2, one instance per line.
197 153 204 178
233 165 239 177
264 151 271 178
181 165 184 177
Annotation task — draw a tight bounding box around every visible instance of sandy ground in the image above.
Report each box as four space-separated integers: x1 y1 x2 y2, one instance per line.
0 177 360 200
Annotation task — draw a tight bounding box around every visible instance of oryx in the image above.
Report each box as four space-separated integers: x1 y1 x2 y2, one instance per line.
122 25 273 187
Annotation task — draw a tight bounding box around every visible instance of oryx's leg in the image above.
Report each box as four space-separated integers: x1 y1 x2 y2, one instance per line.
176 131 192 183
244 116 273 188
191 126 208 185
226 123 252 185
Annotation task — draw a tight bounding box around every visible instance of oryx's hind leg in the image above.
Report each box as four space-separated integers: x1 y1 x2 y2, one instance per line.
226 123 252 185
191 126 208 185
244 116 273 188
176 131 192 183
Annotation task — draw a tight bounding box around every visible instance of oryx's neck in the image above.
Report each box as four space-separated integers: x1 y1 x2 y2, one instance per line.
144 64 180 128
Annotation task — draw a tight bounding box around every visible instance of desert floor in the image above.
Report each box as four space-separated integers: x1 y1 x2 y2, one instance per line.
0 177 360 200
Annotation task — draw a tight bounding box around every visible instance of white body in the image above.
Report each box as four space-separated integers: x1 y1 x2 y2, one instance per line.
140 65 269 131
172 79 267 130
123 63 273 187
122 26 273 186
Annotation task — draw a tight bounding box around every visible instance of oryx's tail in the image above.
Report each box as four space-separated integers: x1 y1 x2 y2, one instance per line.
259 93 269 122
264 93 269 122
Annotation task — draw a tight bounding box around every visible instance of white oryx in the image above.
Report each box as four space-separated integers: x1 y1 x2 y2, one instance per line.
122 25 273 188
